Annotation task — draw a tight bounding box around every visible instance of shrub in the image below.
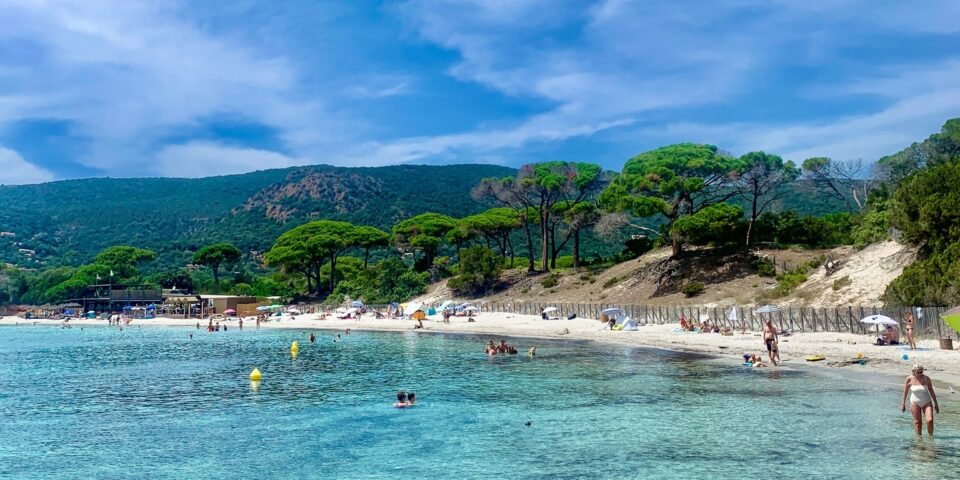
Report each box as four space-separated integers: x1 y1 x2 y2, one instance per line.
832 275 852 291
555 256 575 269
602 276 621 289
448 246 502 296
753 257 776 277
682 281 704 297
541 273 559 289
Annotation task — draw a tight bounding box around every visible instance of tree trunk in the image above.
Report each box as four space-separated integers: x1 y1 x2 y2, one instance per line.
212 265 220 288
508 237 515 268
315 263 323 296
746 193 758 246
549 223 558 270
540 210 550 271
363 248 370 269
328 255 337 293
573 230 581 269
522 219 536 272
671 234 683 258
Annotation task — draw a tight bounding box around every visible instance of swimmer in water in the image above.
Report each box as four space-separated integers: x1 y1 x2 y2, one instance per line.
309 333 316 343
406 392 416 406
394 391 408 408
345 328 351 335
528 346 537 357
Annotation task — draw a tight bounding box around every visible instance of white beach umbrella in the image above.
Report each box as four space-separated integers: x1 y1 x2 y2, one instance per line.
728 306 739 322
860 314 897 326
861 314 897 337
754 305 780 314
601 307 623 315
464 306 480 312
542 307 559 313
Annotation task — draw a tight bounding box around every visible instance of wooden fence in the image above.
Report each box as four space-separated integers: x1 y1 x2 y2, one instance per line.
293 301 956 340
480 302 955 340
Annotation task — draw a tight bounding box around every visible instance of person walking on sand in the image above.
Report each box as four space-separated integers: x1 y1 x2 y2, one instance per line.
904 312 917 351
901 364 939 436
762 320 780 366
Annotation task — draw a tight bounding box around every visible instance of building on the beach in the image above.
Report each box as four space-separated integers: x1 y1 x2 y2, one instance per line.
69 283 163 313
198 294 261 316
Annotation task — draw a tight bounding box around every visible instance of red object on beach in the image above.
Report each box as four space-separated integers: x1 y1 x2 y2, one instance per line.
224 309 237 315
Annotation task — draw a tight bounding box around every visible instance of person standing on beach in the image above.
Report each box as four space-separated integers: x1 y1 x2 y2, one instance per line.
763 320 780 366
901 364 939 436
904 312 916 350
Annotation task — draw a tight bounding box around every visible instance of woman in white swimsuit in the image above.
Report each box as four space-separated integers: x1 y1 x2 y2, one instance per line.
900 364 939 436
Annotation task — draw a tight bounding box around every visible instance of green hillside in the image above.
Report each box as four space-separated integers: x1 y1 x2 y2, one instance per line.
0 162 851 272
0 164 514 270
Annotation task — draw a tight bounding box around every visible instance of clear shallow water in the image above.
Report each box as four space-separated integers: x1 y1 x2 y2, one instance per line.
0 325 957 479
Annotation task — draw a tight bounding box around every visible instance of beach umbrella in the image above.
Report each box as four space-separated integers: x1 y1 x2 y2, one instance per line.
601 307 623 315
224 309 237 315
351 300 364 308
543 307 559 313
411 310 426 321
754 305 780 314
256 306 269 311
860 314 897 326
64 309 74 315
861 314 897 337
728 306 739 322
464 306 480 312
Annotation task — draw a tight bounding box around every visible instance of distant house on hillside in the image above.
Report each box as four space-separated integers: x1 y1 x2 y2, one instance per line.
17 248 35 256
0 232 14 238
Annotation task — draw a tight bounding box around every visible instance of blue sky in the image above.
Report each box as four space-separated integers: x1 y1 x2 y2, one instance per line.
1 0 959 184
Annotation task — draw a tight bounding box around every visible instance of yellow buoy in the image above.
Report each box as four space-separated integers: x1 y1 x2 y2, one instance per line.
249 368 262 381
291 341 299 353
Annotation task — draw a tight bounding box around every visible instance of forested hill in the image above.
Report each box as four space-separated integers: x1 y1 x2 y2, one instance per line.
0 162 853 271
0 164 514 269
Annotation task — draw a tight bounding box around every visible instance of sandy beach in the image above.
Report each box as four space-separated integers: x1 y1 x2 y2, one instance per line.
5 311 959 389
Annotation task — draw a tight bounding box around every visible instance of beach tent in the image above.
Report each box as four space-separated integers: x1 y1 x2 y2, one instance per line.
404 302 422 318
615 317 639 331
437 300 453 312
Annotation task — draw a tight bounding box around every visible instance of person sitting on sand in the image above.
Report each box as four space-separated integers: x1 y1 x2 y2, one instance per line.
877 326 901 345
679 316 690 331
394 391 408 408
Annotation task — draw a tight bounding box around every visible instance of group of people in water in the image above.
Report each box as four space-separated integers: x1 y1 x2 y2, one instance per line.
485 339 518 355
394 390 417 408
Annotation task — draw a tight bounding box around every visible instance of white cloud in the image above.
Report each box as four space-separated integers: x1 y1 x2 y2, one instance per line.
0 146 54 185
0 0 334 173
154 142 306 178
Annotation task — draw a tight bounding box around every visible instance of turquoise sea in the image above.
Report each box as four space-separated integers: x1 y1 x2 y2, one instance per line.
0 325 957 479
